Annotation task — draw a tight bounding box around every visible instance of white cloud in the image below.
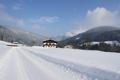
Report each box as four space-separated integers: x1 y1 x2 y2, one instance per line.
0 3 5 9
66 27 85 37
86 7 118 27
31 24 50 37
13 5 21 10
16 19 26 26
66 31 79 37
38 16 59 23
0 5 59 36
0 5 26 27
66 7 120 37
13 3 22 10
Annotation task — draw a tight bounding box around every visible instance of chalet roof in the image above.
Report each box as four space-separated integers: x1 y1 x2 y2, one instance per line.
43 39 57 43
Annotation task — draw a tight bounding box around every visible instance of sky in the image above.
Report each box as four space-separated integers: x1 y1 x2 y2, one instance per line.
0 0 120 37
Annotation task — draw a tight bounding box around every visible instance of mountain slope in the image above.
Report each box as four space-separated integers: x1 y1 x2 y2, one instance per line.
0 26 16 42
86 26 120 33
0 25 46 46
59 26 120 47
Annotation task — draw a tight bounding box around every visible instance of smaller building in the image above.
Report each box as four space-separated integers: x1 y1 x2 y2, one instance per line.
7 42 18 47
7 42 19 47
7 42 24 47
64 45 73 49
7 44 18 47
13 42 19 44
43 40 57 48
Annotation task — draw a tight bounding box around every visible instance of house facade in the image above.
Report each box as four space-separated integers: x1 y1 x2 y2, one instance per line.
43 40 57 48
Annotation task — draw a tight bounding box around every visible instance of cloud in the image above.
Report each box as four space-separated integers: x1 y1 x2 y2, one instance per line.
28 16 59 36
86 7 118 27
66 28 84 37
12 0 25 10
0 3 5 9
16 19 26 26
66 7 120 37
31 24 50 37
38 16 59 23
0 4 26 27
13 5 22 10
13 2 23 10
0 5 58 36
29 16 59 26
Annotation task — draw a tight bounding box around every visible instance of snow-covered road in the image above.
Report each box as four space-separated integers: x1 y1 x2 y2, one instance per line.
0 46 120 80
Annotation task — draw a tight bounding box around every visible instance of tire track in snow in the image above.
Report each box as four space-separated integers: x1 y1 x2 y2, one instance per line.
0 48 30 80
20 48 94 80
12 48 30 80
17 47 65 80
0 48 17 80
24 48 120 80
0 47 11 59
19 48 92 80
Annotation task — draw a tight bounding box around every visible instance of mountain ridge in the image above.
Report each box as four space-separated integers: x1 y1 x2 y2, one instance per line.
59 26 120 47
0 25 46 46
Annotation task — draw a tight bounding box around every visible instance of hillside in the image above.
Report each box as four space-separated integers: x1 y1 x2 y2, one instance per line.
59 26 120 47
0 25 46 46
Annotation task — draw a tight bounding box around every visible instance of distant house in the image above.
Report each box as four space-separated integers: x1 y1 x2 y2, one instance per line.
13 42 19 44
64 45 73 49
43 40 57 48
6 42 24 47
7 42 19 47
7 44 18 47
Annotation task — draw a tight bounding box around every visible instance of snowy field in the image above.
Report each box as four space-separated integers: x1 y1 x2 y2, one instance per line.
0 41 120 80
